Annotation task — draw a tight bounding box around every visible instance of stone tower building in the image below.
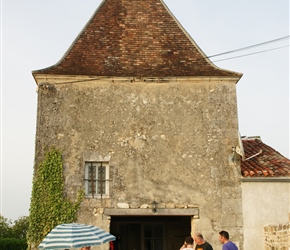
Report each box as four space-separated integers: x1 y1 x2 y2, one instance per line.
32 0 243 249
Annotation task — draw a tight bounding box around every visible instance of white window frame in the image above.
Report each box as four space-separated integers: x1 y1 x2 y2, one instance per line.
84 161 110 198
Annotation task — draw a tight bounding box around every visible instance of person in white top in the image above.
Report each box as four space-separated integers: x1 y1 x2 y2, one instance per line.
180 236 194 250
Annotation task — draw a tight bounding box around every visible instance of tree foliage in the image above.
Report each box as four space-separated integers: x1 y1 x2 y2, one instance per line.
27 148 84 248
12 216 29 239
0 215 13 238
0 215 29 249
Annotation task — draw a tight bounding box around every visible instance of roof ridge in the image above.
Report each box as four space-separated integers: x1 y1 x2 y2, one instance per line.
241 135 261 140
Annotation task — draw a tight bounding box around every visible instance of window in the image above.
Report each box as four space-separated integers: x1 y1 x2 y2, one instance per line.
84 162 110 198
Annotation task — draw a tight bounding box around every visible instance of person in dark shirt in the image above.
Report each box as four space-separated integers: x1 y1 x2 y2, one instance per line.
193 233 213 250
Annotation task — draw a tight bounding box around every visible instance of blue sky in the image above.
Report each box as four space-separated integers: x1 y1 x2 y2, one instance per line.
1 0 289 221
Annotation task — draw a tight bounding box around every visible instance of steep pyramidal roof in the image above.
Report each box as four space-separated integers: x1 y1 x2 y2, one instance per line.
33 0 242 78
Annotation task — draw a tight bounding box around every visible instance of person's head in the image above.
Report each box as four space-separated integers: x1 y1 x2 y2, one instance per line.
81 247 91 250
194 233 204 245
219 231 229 244
184 236 194 246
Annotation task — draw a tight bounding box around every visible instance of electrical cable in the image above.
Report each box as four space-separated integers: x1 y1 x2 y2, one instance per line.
212 45 289 62
207 35 289 59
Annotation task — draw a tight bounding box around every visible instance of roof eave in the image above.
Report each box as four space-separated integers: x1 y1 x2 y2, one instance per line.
32 73 242 85
241 177 290 182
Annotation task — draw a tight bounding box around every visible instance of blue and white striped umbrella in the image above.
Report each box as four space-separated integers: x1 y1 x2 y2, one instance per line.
38 223 116 249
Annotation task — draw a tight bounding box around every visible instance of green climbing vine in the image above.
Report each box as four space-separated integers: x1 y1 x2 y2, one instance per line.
27 147 84 249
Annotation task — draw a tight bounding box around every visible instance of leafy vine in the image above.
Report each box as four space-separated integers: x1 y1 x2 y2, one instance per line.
27 147 84 249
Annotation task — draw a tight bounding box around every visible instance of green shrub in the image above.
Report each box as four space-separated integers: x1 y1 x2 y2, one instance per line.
0 238 27 250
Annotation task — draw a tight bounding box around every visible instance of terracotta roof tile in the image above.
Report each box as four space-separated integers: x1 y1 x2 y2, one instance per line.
241 137 290 178
33 0 242 78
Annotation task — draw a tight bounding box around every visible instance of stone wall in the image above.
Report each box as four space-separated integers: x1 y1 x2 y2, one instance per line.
34 76 243 249
264 223 290 249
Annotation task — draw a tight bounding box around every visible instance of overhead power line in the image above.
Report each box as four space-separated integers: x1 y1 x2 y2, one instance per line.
207 35 290 59
212 45 289 62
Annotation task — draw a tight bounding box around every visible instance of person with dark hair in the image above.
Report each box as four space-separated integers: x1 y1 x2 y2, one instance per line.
193 233 213 250
180 236 194 250
80 247 91 250
219 231 238 250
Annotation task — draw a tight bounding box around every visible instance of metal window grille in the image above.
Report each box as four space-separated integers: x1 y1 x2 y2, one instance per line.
85 162 109 198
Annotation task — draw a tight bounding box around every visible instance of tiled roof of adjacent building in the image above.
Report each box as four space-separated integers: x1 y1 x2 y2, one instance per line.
32 0 242 78
241 136 290 177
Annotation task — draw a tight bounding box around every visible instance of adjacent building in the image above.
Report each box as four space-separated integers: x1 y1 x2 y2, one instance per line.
241 136 290 249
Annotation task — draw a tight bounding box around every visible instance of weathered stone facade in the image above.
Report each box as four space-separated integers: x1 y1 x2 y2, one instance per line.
34 75 243 249
264 222 290 249
32 0 245 249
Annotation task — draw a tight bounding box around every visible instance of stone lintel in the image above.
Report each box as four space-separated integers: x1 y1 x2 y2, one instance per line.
104 208 199 216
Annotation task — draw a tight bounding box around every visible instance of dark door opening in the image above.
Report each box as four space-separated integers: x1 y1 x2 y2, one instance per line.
110 216 191 250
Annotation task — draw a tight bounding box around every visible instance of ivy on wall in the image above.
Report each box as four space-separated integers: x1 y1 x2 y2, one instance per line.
27 147 84 249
